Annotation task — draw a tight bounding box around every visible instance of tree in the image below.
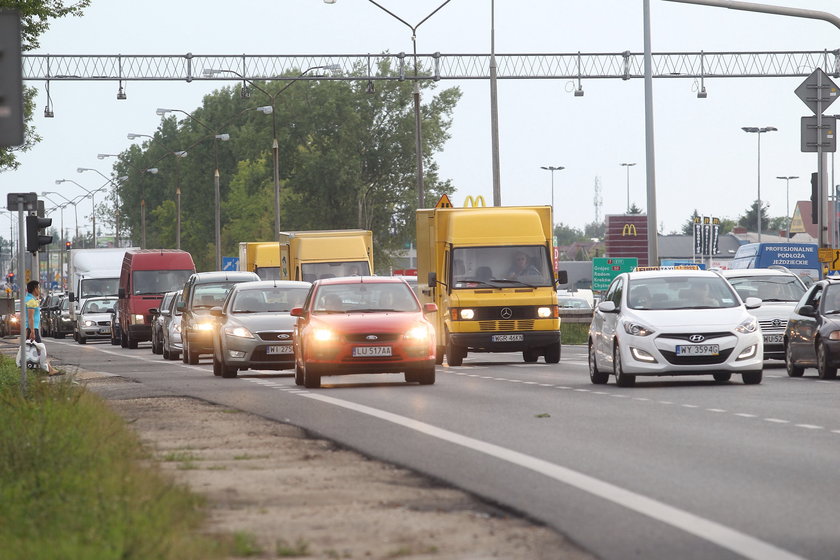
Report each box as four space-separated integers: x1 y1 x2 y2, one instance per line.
0 1 91 171
554 223 585 245
681 210 701 235
584 221 605 240
628 202 643 214
738 200 770 233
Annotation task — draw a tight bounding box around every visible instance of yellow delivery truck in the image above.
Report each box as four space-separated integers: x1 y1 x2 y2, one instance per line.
277 230 374 281
417 203 565 366
238 241 282 280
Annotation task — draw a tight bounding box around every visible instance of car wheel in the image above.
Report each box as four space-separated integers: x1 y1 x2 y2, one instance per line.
544 342 561 364
162 344 170 360
294 361 304 386
120 331 128 348
212 351 223 376
56 333 65 340
523 349 539 363
405 365 435 385
446 334 464 367
110 329 119 345
181 340 189 363
589 340 609 384
435 345 445 365
221 361 238 378
613 344 636 387
742 370 763 385
713 372 732 383
817 343 837 380
185 338 199 364
785 341 805 378
77 335 86 345
303 363 321 389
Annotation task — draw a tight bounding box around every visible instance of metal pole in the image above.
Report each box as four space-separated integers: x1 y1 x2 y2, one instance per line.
757 131 762 242
643 0 659 266
91 191 96 248
141 199 146 249
176 187 181 250
490 0 501 207
17 202 26 394
215 168 221 269
662 0 840 30
273 136 280 240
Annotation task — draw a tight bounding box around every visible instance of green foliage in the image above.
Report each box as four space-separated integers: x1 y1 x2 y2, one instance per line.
738 200 770 233
554 223 586 245
111 61 461 271
0 358 224 560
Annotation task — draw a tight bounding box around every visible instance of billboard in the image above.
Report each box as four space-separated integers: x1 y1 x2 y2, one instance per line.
605 214 648 267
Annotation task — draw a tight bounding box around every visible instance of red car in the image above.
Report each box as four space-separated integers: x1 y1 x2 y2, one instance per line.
291 276 437 388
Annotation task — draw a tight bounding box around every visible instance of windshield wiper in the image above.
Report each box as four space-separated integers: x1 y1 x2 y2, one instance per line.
457 278 496 288
489 278 539 288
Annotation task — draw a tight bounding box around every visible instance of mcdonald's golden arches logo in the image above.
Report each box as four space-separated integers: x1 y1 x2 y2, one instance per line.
621 224 637 236
464 195 486 207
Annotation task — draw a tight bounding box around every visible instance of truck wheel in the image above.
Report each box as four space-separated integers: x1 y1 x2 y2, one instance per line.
127 336 138 349
523 349 539 363
446 336 464 367
120 331 128 348
544 342 561 364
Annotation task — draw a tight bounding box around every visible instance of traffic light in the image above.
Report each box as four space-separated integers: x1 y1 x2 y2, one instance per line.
65 241 72 251
25 214 52 253
811 172 819 225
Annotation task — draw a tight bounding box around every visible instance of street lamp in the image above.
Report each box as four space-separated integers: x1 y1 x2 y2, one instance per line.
742 126 777 242
324 0 453 209
141 168 158 249
55 178 100 247
540 166 565 232
776 176 799 240
202 66 338 241
127 132 153 141
620 162 637 213
77 168 127 248
43 189 82 242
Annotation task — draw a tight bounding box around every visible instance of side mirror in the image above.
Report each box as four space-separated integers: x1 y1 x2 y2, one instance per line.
118 288 126 299
105 308 115 314
209 307 223 317
597 301 618 313
744 297 762 310
149 308 159 316
160 309 171 317
798 304 817 317
68 292 75 302
423 302 438 314
290 307 304 317
428 271 437 288
556 270 568 285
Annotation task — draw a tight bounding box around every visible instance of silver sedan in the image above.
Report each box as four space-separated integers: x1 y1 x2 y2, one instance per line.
211 281 311 378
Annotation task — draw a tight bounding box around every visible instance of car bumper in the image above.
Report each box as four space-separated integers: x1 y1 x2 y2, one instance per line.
303 341 436 373
618 331 763 375
80 326 111 338
450 330 561 352
185 330 214 353
127 324 152 341
222 337 295 370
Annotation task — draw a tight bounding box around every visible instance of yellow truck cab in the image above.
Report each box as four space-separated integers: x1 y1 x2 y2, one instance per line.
417 203 565 366
277 230 373 281
238 242 282 280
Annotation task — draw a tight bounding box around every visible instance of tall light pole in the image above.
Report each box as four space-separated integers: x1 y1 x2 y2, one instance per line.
202 66 338 240
540 166 564 233
323 0 454 209
620 162 637 213
55 179 99 247
742 126 777 242
77 168 128 248
141 168 158 249
776 175 799 240
43 190 81 243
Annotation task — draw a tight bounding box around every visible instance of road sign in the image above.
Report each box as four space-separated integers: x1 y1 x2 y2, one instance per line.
801 116 836 153
795 68 839 115
435 194 453 208
592 257 638 291
221 256 239 271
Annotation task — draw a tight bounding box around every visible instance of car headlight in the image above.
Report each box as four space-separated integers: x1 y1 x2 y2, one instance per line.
405 324 432 341
224 325 254 339
313 327 337 342
623 321 655 337
829 331 840 341
10 316 18 324
194 321 214 332
735 317 758 334
83 320 96 327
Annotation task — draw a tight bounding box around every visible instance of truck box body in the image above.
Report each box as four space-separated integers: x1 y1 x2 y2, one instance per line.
117 249 196 348
417 206 561 365
68 248 138 320
277 230 373 281
238 241 282 280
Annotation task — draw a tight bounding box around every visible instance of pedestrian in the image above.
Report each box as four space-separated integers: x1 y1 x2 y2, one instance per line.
24 280 42 343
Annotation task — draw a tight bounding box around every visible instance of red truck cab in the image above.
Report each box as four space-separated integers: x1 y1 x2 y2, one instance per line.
117 249 195 349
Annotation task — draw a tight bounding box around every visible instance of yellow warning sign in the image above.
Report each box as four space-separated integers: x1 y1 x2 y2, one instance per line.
435 194 453 208
819 248 840 270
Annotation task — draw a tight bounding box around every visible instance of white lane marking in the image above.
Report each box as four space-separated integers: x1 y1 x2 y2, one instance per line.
735 413 758 418
681 404 699 408
633 397 650 402
764 418 790 424
795 424 823 430
659 400 673 405
707 408 727 413
300 391 805 560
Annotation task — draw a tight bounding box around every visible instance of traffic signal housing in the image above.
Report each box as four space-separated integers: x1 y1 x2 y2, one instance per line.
65 241 72 251
811 172 819 225
25 214 52 253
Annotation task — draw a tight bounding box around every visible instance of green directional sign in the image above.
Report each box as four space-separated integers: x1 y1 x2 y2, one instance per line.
592 257 638 291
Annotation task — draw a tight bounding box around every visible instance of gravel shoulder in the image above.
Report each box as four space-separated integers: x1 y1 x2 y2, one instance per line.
54 360 594 560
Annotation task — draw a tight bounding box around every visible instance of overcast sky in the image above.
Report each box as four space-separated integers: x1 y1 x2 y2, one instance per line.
2 0 839 239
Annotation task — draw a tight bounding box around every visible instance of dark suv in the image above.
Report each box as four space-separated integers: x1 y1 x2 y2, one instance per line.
178 271 259 364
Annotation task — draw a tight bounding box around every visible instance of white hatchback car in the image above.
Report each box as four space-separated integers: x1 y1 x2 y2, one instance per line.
589 269 764 386
718 268 807 360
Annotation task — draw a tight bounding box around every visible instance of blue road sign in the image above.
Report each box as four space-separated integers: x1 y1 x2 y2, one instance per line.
222 257 239 271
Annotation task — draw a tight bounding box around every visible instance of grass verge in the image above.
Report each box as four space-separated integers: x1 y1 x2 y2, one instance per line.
0 357 226 560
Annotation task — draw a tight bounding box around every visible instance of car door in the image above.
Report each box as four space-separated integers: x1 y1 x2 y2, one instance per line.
594 276 622 369
787 283 822 364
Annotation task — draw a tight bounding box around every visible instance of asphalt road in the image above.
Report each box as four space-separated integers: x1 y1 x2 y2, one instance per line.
28 336 840 560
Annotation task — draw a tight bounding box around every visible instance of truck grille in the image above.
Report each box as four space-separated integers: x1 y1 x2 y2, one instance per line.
478 320 535 331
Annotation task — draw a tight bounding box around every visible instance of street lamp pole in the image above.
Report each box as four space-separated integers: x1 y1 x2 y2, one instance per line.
540 166 564 233
43 190 81 243
776 176 799 240
620 163 637 213
742 126 777 242
55 178 99 247
77 168 128 248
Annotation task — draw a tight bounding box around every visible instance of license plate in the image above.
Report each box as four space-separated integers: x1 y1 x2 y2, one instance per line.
352 346 392 357
99 328 111 334
492 334 524 342
763 334 784 344
266 345 293 355
676 344 719 356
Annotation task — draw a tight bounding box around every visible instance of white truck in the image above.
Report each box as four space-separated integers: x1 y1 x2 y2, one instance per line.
68 248 137 321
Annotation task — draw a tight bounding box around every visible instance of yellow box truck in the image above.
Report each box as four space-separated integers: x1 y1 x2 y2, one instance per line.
417 204 565 366
277 230 374 281
238 241 282 280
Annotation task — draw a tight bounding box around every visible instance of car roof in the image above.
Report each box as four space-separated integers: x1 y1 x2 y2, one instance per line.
718 268 798 277
625 269 721 280
188 271 259 283
230 280 311 291
315 275 409 287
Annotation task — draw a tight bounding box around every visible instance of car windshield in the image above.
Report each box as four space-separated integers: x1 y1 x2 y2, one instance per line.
726 275 805 302
312 282 419 313
451 245 553 288
192 282 243 309
300 261 370 282
232 287 309 313
627 276 739 310
133 269 194 295
80 277 119 298
559 298 590 309
83 298 117 313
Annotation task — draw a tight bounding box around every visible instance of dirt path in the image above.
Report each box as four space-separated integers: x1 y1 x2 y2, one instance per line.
76 370 593 560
